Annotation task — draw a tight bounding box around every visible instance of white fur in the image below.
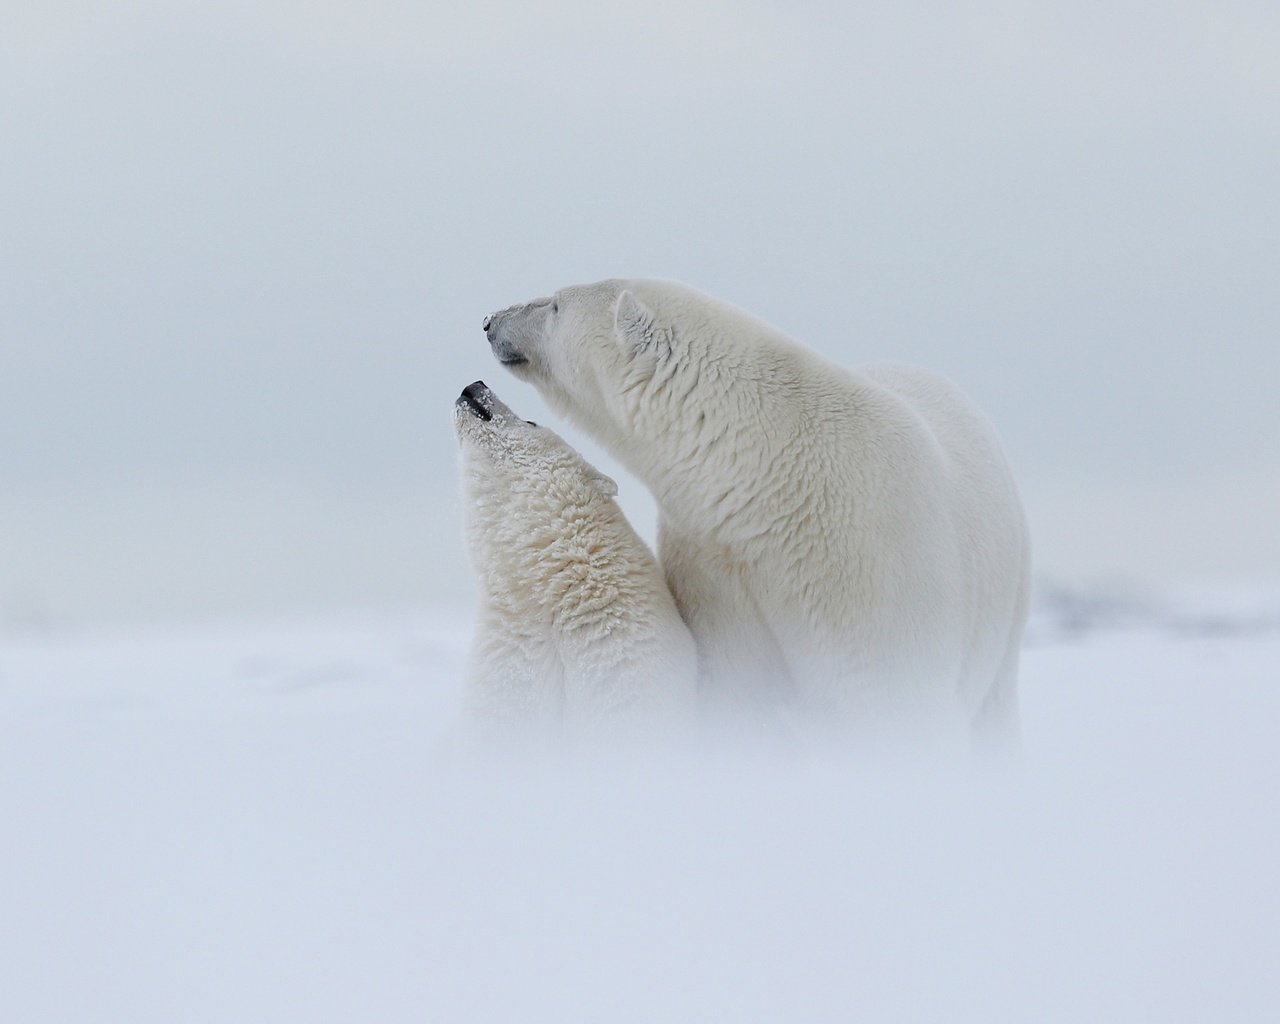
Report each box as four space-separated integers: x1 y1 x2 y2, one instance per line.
453 383 697 750
485 280 1031 745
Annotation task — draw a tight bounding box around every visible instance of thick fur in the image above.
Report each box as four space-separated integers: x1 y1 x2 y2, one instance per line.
453 382 697 748
484 280 1031 745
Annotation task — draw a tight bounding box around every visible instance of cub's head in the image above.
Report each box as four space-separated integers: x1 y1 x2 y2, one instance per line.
481 279 717 453
453 380 618 515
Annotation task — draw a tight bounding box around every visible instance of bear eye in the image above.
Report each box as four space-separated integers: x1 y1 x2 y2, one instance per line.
525 420 538 427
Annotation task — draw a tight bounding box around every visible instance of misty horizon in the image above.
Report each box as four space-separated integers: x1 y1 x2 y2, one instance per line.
3 2 1277 626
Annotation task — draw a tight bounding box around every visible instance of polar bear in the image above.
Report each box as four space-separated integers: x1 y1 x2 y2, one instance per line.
482 280 1030 746
453 380 697 748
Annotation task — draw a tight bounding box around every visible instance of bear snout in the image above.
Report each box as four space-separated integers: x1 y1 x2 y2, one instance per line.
458 380 493 422
484 309 531 366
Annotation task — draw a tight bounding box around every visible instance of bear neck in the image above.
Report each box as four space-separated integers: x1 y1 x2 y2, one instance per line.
595 339 868 539
599 393 807 537
466 476 645 628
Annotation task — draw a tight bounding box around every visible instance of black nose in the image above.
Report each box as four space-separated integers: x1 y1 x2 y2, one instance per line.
482 314 493 334
458 381 492 421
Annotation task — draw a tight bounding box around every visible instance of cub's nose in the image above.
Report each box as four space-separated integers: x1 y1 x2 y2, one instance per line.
482 314 494 335
458 380 493 422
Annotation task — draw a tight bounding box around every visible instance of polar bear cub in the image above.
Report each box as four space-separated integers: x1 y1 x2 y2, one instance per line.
453 380 697 747
483 280 1030 746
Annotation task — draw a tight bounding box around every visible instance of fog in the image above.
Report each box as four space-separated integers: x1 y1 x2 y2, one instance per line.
4 602 1279 1021
3 1 1278 626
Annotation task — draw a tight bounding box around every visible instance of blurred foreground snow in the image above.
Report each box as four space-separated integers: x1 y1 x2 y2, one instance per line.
2 590 1278 1023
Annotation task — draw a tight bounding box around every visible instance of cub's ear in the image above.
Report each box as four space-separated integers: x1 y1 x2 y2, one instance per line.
588 465 619 498
613 289 654 346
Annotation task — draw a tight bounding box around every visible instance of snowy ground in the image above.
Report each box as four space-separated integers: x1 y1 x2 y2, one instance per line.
3 591 1279 1023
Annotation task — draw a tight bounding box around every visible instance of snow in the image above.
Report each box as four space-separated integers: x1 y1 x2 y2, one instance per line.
3 596 1279 1023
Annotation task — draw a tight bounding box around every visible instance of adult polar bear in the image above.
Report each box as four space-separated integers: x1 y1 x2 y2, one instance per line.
483 279 1030 745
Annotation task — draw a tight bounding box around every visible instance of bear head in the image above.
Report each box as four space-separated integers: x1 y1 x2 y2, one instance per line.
453 380 618 513
481 280 716 453
479 279 801 494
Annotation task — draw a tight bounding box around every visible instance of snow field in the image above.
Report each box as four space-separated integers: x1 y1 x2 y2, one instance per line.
2 602 1278 1022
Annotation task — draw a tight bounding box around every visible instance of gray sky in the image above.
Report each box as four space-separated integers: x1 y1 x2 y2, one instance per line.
3 1 1278 626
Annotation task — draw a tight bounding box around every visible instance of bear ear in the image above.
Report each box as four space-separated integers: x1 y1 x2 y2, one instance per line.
613 289 654 347
588 466 619 498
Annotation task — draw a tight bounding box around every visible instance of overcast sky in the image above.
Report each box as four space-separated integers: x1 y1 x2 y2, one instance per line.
2 1 1277 626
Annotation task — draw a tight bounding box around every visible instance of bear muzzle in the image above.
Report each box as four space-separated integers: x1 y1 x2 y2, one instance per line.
483 308 532 366
457 381 494 422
